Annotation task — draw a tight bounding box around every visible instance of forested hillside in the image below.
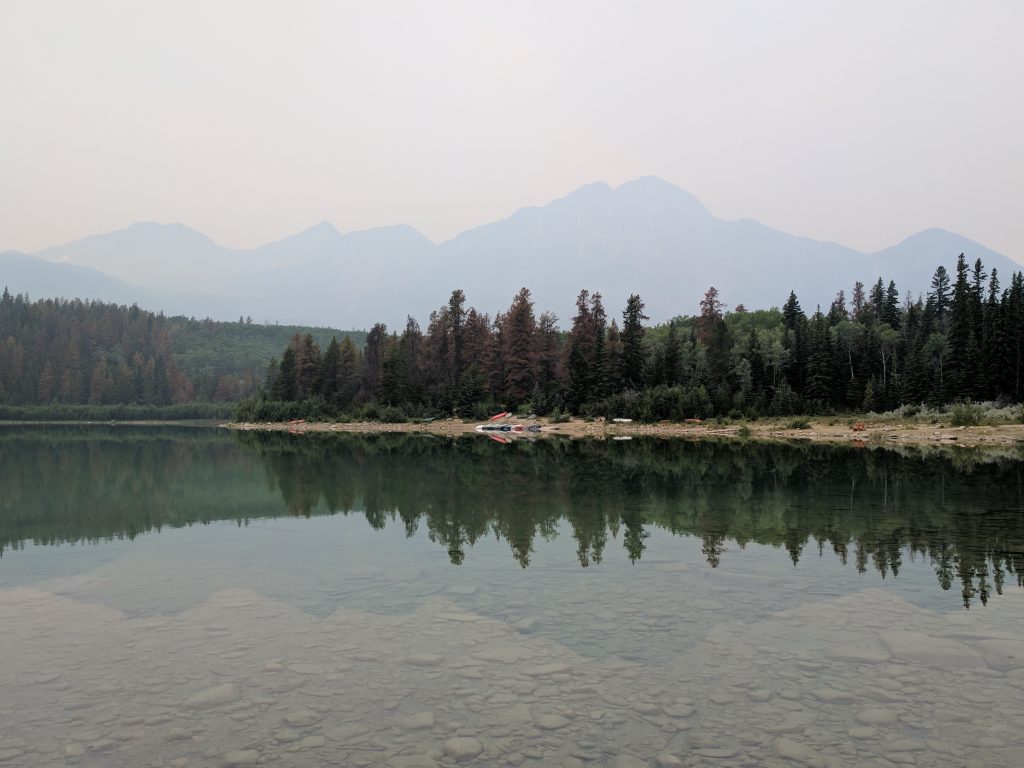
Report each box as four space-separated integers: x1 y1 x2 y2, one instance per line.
0 289 363 409
241 253 1024 422
165 317 365 401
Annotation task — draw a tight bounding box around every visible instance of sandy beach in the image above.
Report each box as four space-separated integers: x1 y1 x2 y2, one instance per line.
227 416 1024 449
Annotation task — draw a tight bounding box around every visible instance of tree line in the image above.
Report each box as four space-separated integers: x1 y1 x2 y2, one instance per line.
0 290 193 406
242 253 1024 422
0 289 364 411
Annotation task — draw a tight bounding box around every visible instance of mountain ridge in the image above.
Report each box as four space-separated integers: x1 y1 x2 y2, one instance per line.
4 177 1018 328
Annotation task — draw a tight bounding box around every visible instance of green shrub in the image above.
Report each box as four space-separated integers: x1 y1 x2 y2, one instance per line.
377 405 407 423
737 425 752 439
787 418 811 429
950 401 984 427
550 411 571 423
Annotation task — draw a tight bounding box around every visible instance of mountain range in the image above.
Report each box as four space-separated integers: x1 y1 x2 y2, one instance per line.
2 176 1017 329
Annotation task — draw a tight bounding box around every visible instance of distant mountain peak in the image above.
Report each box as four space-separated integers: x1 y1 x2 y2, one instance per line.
873 227 1004 260
615 176 711 217
307 220 341 235
120 221 215 244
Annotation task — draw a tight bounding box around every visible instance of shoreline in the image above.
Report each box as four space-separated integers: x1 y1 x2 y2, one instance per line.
227 417 1024 449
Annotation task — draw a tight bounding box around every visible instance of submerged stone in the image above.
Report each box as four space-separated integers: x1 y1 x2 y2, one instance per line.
222 750 259 766
878 631 984 669
535 714 569 730
400 711 435 730
772 737 826 767
443 737 482 761
184 683 239 708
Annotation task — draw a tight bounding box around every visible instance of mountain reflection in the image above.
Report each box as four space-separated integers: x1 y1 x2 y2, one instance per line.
1 425 1023 608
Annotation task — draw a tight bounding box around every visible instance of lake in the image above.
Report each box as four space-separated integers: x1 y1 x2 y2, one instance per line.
1 425 1022 768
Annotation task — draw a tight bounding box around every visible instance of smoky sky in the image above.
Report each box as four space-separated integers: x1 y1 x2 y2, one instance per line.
1 0 1020 259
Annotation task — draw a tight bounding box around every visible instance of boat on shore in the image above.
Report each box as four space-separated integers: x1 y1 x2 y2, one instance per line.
475 423 542 434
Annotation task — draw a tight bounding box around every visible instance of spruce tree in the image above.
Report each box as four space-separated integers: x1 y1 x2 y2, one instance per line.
804 310 833 408
619 294 648 390
929 265 951 331
781 291 808 395
500 287 539 407
565 290 593 412
272 347 297 401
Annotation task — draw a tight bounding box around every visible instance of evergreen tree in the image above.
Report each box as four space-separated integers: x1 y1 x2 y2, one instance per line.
697 286 725 343
929 265 951 331
535 311 562 410
781 291 807 395
361 323 388 402
982 269 1003 399
590 292 609 401
804 310 833 407
947 253 977 399
565 290 593 412
336 336 361 408
619 294 649 390
499 288 539 407
827 290 848 325
1004 273 1024 399
271 347 297 401
319 338 341 403
851 281 866 320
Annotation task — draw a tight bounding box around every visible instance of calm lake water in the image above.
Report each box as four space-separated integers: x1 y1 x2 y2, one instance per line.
1 425 1023 768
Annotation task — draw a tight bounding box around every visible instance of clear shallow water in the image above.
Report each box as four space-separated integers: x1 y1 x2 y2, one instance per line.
1 425 1023 768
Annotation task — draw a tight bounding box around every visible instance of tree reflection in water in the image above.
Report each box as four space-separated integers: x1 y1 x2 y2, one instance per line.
1 424 1022 608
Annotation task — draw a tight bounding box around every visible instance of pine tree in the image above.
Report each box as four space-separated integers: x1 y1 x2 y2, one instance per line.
883 281 901 328
697 286 725 343
448 289 467 383
804 310 833 407
336 336 361 408
781 291 808 395
947 253 976 399
659 321 683 387
361 323 388 402
1004 273 1024 399
271 347 297 401
619 294 648 390
590 292 609 401
535 311 562 409
565 290 593 412
869 278 885 319
929 266 951 331
499 288 539 406
851 281 866 320
827 290 848 324
982 269 1003 399
319 338 342 403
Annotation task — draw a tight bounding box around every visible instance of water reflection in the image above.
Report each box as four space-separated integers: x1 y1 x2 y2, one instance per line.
1 425 1023 608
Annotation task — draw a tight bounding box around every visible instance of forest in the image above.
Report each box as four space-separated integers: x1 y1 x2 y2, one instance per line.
0 288 361 415
240 253 1024 422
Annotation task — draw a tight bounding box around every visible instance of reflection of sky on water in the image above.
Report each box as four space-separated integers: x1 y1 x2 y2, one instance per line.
2 426 1024 767
0 510 995 667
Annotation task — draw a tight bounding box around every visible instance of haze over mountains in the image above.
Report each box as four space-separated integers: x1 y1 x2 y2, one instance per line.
2 177 1017 330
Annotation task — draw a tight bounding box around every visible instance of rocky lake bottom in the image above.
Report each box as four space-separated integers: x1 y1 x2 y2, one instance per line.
3 555 1023 768
2 427 1023 767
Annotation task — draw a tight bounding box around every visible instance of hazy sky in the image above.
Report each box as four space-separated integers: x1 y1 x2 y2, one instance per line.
1 1 1021 257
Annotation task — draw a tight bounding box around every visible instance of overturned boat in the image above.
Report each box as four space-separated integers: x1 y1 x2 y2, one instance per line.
475 423 543 434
